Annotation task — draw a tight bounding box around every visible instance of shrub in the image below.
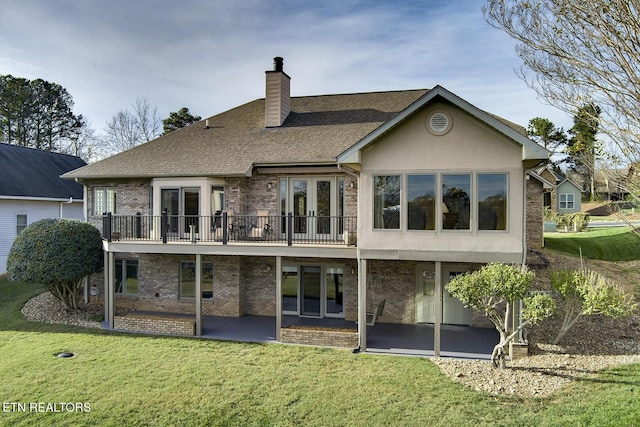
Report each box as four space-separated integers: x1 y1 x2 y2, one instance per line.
7 219 103 309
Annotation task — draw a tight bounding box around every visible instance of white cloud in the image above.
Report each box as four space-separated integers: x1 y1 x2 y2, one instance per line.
0 0 572 133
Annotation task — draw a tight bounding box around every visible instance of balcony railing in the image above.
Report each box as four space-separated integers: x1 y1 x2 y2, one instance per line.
102 212 357 246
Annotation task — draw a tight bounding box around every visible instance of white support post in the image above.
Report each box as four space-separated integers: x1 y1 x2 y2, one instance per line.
107 251 115 328
434 261 442 358
276 256 282 341
103 250 109 327
358 258 367 351
195 254 202 336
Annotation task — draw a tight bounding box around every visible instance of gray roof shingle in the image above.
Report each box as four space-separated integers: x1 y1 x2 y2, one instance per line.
0 143 86 199
64 90 428 179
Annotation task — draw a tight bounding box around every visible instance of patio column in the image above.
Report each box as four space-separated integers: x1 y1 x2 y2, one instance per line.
434 261 442 357
358 258 367 351
275 256 282 341
103 250 109 327
195 254 202 336
107 251 115 328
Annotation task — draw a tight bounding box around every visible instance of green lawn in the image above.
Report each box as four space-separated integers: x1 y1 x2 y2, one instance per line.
545 226 640 261
1 279 640 426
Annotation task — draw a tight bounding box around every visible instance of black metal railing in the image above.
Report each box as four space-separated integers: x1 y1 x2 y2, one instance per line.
102 212 357 246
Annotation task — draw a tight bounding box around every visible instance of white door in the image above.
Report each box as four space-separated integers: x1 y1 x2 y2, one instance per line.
442 266 473 325
416 264 436 323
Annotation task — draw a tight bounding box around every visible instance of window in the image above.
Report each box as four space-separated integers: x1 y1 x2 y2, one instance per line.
477 173 507 230
373 175 401 229
408 174 436 230
442 174 471 230
115 259 138 295
16 214 27 235
180 261 214 299
94 187 116 214
211 186 225 213
559 193 574 209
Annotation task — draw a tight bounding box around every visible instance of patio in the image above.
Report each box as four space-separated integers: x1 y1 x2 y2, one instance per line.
199 315 499 360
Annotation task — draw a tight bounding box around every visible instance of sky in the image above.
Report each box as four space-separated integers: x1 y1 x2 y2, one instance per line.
0 0 573 137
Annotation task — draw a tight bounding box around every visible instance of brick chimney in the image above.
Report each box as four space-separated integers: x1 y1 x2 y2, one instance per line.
265 57 290 127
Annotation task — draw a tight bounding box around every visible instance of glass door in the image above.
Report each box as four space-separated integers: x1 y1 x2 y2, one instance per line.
443 266 473 325
183 188 200 235
161 189 179 235
325 267 344 317
415 264 436 323
300 266 322 317
288 177 335 240
161 188 200 238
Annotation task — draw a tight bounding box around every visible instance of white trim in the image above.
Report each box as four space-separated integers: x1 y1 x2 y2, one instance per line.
0 195 83 203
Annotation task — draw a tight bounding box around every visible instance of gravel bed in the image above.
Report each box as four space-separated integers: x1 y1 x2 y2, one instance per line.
21 291 103 329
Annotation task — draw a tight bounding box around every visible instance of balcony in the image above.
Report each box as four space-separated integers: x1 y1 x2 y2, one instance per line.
102 212 357 246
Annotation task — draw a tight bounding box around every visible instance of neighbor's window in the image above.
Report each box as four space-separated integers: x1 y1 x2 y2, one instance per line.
407 174 436 230
16 214 27 234
559 193 574 209
94 187 116 214
180 261 214 299
373 175 401 229
115 259 138 295
477 173 508 230
442 174 471 230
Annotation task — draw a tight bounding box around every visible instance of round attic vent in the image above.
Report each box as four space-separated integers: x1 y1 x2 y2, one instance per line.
426 111 452 135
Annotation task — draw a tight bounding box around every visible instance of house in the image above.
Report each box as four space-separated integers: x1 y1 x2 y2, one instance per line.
63 57 549 355
0 143 86 274
536 165 583 214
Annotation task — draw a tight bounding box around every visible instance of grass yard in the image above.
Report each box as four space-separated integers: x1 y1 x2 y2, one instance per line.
1 279 640 426
544 226 640 261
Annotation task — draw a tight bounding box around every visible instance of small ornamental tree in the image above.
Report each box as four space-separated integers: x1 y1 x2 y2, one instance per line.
446 263 556 368
550 269 636 345
7 219 103 309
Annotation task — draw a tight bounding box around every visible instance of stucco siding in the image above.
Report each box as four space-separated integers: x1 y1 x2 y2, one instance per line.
358 102 525 260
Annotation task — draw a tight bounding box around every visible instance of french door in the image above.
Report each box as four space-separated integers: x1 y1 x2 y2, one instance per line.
289 177 335 240
161 188 200 237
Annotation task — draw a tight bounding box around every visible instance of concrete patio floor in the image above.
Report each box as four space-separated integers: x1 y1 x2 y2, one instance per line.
201 315 499 360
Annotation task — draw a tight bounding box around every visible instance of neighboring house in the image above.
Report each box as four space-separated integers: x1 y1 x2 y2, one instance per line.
536 165 582 214
0 144 86 274
63 57 549 353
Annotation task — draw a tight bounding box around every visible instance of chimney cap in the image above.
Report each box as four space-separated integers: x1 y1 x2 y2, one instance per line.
273 57 284 72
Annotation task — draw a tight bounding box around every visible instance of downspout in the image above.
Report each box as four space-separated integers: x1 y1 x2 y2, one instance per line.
59 197 73 219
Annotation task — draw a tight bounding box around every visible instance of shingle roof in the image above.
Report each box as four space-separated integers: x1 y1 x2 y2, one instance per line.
63 87 537 180
0 143 86 199
63 90 429 179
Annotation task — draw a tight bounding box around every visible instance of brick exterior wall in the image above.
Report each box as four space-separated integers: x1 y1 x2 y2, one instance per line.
280 326 358 348
526 176 544 250
114 313 195 336
85 179 152 233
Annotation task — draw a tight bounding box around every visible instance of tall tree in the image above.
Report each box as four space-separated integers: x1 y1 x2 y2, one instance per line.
0 75 83 151
102 98 161 155
162 107 201 135
483 1 640 164
527 117 567 153
565 104 602 201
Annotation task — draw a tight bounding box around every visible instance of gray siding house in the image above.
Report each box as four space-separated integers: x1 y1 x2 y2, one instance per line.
64 58 549 354
0 144 85 273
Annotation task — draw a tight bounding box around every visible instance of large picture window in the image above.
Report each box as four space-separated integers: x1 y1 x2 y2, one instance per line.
94 187 116 215
442 174 471 230
373 175 401 229
477 174 507 230
180 261 214 299
115 259 138 295
407 174 436 230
